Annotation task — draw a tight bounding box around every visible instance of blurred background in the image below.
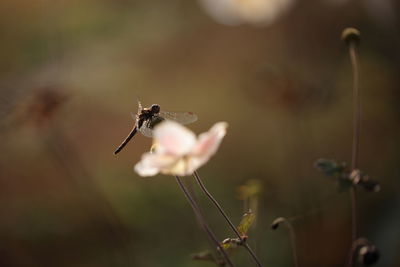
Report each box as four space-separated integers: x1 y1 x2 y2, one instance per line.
1 0 399 266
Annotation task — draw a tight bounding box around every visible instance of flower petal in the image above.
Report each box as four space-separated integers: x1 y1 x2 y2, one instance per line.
199 0 294 26
182 122 228 174
192 122 228 165
159 158 189 176
153 121 196 156
199 0 243 25
193 122 227 156
134 152 177 177
134 121 228 177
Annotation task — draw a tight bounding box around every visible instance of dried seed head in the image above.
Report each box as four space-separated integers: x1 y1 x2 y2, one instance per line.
358 244 380 265
271 217 286 230
342 27 361 45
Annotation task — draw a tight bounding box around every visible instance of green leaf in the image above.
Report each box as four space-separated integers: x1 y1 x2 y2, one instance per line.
221 238 240 251
314 158 345 177
237 211 256 237
221 240 234 251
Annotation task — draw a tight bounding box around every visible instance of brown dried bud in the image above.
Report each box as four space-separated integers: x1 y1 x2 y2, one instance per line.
358 244 380 265
271 217 286 230
341 27 361 45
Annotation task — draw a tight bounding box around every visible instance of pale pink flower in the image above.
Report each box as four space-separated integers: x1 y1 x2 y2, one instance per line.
134 121 228 177
199 0 294 26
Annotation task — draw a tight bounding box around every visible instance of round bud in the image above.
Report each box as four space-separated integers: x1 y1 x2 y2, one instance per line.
341 28 361 45
358 245 380 265
271 217 285 230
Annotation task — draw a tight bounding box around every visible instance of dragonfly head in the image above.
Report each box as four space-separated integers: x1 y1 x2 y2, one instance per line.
150 104 161 114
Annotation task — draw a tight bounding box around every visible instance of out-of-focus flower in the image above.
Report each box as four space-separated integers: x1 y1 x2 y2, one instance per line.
9 85 68 128
198 0 294 26
134 121 228 177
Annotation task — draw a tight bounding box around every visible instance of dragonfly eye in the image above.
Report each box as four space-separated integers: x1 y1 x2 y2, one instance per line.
151 104 160 114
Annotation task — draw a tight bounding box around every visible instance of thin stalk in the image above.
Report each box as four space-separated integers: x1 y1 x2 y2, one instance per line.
348 39 360 267
271 217 299 267
348 187 358 266
193 171 264 267
182 177 222 258
349 40 360 244
350 42 360 173
343 28 361 267
286 221 299 267
242 243 264 267
193 171 241 238
175 176 234 267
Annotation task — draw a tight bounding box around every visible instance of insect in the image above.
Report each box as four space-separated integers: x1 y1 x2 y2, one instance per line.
114 102 198 154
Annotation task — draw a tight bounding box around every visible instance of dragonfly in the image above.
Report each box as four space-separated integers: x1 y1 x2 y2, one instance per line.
114 102 198 154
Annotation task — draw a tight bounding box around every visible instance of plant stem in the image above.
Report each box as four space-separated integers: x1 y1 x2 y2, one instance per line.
350 42 360 173
271 217 299 267
242 243 264 267
344 29 361 267
348 187 358 267
183 177 221 253
193 171 241 238
193 171 264 267
175 176 235 267
349 41 360 267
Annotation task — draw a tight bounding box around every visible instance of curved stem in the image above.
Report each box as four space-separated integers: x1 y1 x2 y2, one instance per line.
271 217 299 267
175 176 234 267
193 171 264 267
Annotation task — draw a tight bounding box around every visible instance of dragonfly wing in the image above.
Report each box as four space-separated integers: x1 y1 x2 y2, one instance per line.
131 101 143 122
138 101 143 113
138 116 165 138
159 111 198 125
139 124 154 137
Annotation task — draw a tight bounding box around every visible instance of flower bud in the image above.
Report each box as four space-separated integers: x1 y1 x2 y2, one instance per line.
357 244 380 265
342 27 361 45
271 217 286 230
